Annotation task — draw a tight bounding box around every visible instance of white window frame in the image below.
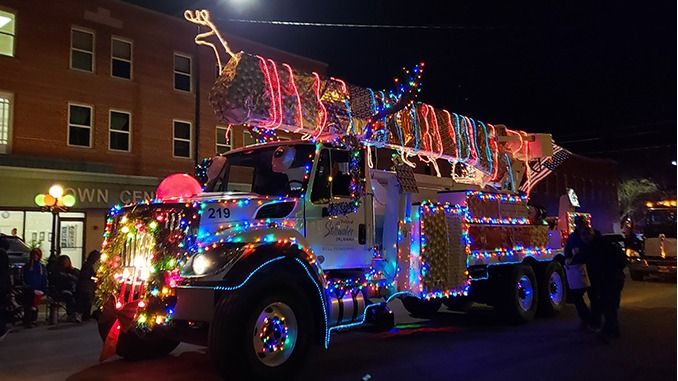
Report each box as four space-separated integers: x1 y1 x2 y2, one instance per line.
110 36 133 80
70 26 95 73
173 52 192 92
108 109 131 152
172 119 192 159
67 102 93 148
215 126 232 154
0 90 14 154
0 9 16 57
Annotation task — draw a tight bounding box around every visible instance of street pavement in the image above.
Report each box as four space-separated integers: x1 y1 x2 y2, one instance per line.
0 276 675 381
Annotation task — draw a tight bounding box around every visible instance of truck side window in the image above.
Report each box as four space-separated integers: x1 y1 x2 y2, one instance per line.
330 150 352 197
311 149 331 203
311 149 358 203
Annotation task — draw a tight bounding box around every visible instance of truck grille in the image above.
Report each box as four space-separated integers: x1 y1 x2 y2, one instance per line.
121 229 156 274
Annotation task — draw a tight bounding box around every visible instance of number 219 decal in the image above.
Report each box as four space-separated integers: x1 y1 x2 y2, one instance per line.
207 207 231 219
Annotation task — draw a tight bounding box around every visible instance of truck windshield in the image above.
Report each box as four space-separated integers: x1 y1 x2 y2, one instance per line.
205 143 316 198
644 209 677 238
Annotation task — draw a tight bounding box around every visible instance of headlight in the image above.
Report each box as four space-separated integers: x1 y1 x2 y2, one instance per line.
192 254 211 275
183 243 247 277
626 248 641 258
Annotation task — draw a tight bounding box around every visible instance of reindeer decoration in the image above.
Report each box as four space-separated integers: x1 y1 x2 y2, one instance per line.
184 9 529 188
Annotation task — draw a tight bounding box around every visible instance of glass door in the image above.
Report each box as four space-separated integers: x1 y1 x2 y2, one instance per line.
59 218 85 269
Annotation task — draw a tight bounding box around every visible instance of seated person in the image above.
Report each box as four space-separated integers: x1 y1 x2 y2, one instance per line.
22 248 47 328
51 255 81 322
260 145 316 196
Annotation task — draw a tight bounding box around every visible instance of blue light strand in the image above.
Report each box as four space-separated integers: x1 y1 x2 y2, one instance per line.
453 112 470 161
343 99 355 135
293 258 331 349
504 153 515 190
478 121 493 174
209 256 286 291
180 255 331 347
367 88 377 115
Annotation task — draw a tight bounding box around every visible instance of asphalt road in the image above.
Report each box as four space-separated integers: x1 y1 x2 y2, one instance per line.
1 277 675 381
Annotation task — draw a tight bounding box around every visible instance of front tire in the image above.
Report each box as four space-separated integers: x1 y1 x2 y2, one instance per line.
208 277 313 380
537 261 566 317
97 297 179 360
494 264 539 323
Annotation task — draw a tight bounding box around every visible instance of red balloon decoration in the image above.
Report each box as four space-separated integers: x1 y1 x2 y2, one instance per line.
156 173 203 201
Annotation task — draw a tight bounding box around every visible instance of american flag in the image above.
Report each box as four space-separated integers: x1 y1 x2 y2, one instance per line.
519 143 572 194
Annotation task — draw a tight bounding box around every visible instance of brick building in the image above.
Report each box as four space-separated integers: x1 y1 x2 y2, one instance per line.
528 154 620 233
0 0 326 267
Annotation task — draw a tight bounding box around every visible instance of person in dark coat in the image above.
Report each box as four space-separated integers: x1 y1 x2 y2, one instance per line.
594 234 627 339
53 255 80 322
22 248 48 327
76 250 100 321
0 239 10 340
576 224 627 340
564 216 601 329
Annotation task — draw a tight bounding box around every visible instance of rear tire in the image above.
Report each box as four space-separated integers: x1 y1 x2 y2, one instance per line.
494 264 538 324
208 276 313 380
442 296 473 312
401 297 442 317
537 261 566 317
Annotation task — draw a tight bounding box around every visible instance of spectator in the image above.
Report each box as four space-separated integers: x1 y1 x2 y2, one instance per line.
584 231 627 341
564 215 600 330
52 255 80 322
0 239 10 341
11 228 23 241
22 248 47 328
76 250 101 321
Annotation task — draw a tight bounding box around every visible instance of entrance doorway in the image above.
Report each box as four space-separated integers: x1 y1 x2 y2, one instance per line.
59 214 85 269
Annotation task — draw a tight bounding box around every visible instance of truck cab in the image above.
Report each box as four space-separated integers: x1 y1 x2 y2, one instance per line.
627 200 677 280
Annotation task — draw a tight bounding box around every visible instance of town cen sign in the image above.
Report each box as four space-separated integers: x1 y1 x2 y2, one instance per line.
0 166 160 210
63 187 156 206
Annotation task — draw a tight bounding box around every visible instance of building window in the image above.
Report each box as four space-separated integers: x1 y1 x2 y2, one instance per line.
0 91 12 153
68 103 92 147
71 28 94 72
111 37 132 79
0 10 16 57
173 120 191 158
243 130 257 146
216 126 232 154
109 110 131 151
174 53 191 92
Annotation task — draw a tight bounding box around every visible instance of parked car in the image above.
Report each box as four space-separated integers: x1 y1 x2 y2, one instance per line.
0 233 31 284
0 233 31 269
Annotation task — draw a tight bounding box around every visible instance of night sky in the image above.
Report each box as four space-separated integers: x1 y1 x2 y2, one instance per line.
130 0 676 189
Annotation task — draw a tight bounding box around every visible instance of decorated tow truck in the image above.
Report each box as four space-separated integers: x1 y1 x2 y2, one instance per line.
95 10 574 379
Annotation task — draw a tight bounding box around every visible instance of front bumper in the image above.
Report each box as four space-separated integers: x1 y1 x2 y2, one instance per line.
628 257 677 275
173 286 217 322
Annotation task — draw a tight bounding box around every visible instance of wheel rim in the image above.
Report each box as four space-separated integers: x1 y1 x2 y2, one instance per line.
517 275 534 312
252 302 298 367
548 270 564 305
